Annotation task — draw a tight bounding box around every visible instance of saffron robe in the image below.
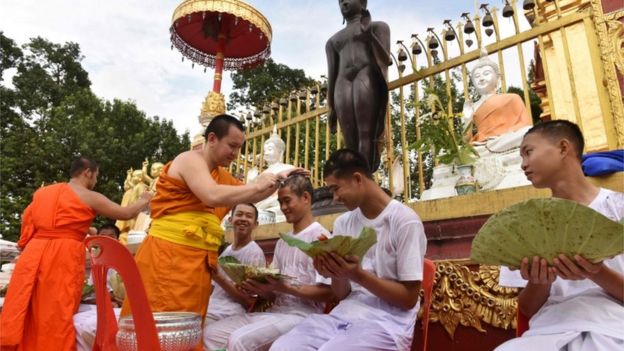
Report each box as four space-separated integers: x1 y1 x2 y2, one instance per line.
471 93 532 143
0 183 95 351
121 162 241 323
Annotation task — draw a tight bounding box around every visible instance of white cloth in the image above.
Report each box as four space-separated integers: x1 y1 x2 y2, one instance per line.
270 314 397 351
496 331 624 351
73 306 121 351
204 222 329 351
282 200 427 350
206 241 266 322
269 222 329 316
204 313 305 351
497 188 624 350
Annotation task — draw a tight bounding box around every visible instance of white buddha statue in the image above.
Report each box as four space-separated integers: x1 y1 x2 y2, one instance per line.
249 127 296 223
422 48 533 200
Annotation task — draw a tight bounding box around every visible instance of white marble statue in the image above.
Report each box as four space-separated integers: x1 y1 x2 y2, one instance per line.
422 48 533 200
248 126 296 223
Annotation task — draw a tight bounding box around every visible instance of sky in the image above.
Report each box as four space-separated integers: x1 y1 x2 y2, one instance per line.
0 0 533 137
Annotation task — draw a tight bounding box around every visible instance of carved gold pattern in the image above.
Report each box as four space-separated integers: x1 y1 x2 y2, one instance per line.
426 262 518 339
199 91 226 127
591 1 624 147
171 0 272 70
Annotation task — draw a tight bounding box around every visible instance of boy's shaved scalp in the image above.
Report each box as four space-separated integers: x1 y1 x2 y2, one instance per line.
281 174 314 202
525 120 585 161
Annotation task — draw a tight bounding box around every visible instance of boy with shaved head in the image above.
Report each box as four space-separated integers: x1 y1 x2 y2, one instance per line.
496 120 624 351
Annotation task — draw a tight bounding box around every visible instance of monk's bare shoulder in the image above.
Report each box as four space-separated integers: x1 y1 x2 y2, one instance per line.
168 150 205 180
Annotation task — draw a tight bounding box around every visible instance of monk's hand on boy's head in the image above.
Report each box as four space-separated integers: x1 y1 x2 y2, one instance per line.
255 172 280 191
521 256 557 285
553 254 603 281
278 168 311 179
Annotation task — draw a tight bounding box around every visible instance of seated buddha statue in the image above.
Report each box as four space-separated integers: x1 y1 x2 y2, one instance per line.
462 48 533 151
252 127 296 223
422 49 533 200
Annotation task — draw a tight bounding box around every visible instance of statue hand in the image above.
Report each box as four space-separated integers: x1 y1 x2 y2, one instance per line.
328 110 337 133
360 9 372 34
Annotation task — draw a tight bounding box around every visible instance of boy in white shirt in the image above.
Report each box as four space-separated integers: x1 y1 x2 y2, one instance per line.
204 175 334 351
205 203 266 326
271 149 427 351
496 120 624 351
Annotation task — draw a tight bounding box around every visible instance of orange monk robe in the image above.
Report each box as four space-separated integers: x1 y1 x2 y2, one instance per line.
121 162 241 322
471 93 533 143
0 183 95 351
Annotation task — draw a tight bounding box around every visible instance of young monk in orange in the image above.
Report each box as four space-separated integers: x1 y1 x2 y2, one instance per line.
0 156 152 351
120 115 293 350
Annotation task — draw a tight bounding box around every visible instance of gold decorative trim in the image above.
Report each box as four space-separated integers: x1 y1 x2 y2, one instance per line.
591 1 624 147
427 262 518 339
199 91 226 127
172 0 272 42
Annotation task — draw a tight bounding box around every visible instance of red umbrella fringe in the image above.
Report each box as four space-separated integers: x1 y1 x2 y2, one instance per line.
170 27 271 70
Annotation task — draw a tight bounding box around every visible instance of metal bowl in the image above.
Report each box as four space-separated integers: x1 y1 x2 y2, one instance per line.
117 312 202 351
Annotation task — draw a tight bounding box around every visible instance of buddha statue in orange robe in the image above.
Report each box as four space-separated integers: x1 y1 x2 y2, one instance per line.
462 48 532 147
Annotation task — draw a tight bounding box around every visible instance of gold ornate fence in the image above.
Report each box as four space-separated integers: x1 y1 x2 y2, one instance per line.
230 0 623 200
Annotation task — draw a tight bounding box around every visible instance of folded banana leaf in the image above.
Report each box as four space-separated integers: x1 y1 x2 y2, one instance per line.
470 197 624 268
218 256 289 284
280 227 377 261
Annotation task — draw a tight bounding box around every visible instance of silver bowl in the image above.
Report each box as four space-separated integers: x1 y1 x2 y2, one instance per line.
117 312 202 351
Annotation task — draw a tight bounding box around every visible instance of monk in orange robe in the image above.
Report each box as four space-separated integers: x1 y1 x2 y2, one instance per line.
120 115 286 349
470 93 532 143
0 156 152 351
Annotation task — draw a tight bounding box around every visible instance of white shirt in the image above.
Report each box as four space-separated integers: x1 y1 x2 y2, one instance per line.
328 200 427 350
499 188 624 339
269 221 330 316
207 241 266 320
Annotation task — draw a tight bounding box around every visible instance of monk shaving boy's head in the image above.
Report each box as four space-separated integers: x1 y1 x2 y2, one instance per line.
520 120 585 188
229 203 259 240
278 175 314 224
70 156 99 189
97 223 120 240
323 149 381 211
203 114 246 167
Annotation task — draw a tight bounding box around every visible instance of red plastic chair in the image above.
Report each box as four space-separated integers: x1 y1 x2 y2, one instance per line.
410 258 436 351
516 309 530 337
85 236 161 351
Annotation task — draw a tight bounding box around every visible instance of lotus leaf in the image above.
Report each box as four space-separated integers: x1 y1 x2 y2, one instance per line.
218 256 287 284
470 198 624 268
280 227 377 261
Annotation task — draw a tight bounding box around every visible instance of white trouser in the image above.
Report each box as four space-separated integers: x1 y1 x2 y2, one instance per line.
270 314 398 351
203 312 305 351
73 307 121 351
495 331 624 351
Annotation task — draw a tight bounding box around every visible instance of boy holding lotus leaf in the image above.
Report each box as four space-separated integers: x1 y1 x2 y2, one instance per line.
272 149 427 351
204 175 334 351
494 120 624 351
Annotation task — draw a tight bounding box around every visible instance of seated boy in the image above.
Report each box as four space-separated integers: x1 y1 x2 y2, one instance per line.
496 120 624 351
204 175 334 351
205 203 266 326
271 149 427 350
74 224 123 351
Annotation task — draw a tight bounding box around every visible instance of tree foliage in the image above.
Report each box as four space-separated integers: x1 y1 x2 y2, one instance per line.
0 33 190 241
227 58 315 110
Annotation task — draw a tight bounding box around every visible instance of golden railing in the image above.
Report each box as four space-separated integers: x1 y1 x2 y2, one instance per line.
230 0 623 201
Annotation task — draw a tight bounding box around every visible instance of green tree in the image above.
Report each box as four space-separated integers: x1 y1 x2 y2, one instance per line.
0 34 190 242
227 58 315 110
